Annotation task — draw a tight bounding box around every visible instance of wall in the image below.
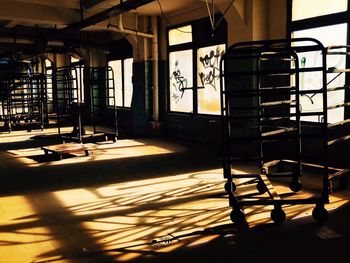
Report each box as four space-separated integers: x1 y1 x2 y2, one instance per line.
112 0 288 141
268 0 287 40
153 0 288 146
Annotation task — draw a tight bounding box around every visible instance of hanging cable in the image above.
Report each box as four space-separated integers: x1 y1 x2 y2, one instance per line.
205 0 215 30
156 0 191 33
214 0 235 30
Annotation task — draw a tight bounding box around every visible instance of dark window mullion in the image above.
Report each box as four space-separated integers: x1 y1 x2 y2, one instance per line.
290 12 348 31
121 59 125 108
193 47 198 115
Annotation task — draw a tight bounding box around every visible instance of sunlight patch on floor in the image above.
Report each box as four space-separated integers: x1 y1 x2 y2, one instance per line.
0 169 348 262
7 139 178 167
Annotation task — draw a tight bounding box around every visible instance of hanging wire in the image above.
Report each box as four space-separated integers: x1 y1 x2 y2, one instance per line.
214 0 235 30
156 0 192 33
205 0 215 30
157 0 235 33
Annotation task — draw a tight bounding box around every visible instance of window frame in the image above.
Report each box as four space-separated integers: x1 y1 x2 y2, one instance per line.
166 15 227 116
108 57 133 108
287 0 350 122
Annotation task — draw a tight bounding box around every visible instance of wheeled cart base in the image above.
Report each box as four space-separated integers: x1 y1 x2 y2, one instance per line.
41 143 89 160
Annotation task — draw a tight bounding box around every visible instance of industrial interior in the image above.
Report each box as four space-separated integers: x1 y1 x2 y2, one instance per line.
0 0 349 262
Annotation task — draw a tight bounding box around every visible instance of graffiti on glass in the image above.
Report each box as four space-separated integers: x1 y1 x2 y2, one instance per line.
198 46 224 91
171 60 188 103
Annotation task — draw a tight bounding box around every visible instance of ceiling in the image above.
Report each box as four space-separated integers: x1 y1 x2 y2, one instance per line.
0 0 230 59
0 0 215 30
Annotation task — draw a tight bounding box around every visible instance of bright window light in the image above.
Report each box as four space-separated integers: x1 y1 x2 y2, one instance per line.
169 50 193 112
168 25 192 46
293 23 347 123
197 44 225 115
292 0 348 21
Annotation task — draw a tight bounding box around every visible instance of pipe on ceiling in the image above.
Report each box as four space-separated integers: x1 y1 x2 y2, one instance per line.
62 0 155 32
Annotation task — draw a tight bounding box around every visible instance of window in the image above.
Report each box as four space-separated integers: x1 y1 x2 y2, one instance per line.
70 56 84 103
197 44 225 114
292 24 347 123
167 16 227 115
289 0 349 123
168 25 192 46
292 0 347 21
169 50 193 112
45 59 54 113
108 60 122 106
108 58 133 108
123 58 133 107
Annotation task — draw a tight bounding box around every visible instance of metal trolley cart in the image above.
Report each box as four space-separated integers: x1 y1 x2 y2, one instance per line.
325 45 350 189
54 66 84 143
0 73 47 132
89 66 118 142
220 38 329 224
54 66 118 143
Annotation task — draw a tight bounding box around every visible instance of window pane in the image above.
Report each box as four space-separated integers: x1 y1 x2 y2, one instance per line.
108 60 123 107
169 50 193 112
168 25 192 46
123 58 133 107
197 44 225 115
293 23 347 123
76 66 84 103
292 0 347 21
45 59 53 101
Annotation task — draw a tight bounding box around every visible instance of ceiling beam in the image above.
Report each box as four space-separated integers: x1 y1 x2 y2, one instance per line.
62 0 155 31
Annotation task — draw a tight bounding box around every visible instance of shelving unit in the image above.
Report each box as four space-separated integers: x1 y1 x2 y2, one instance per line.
54 66 118 143
220 38 329 224
55 66 84 142
89 66 118 142
325 45 350 189
0 73 47 132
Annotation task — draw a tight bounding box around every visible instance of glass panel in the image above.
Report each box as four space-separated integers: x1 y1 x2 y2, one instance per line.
123 58 133 108
197 44 225 115
168 25 192 46
71 56 80 63
292 0 347 21
108 60 123 107
76 66 84 103
169 50 193 112
45 59 53 102
292 23 347 123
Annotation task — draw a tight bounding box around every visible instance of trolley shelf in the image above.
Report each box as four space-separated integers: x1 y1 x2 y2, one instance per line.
328 135 350 146
220 37 330 225
328 118 350 128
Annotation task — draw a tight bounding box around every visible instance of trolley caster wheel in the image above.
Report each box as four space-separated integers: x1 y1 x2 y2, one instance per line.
256 181 268 194
230 208 245 225
312 204 328 223
224 180 236 193
289 179 302 192
271 207 286 224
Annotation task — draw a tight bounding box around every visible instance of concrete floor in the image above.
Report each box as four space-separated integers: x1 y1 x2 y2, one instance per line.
0 128 349 263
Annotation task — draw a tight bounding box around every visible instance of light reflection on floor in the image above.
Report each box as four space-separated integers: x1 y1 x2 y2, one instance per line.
0 130 348 262
0 167 347 262
8 139 176 167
